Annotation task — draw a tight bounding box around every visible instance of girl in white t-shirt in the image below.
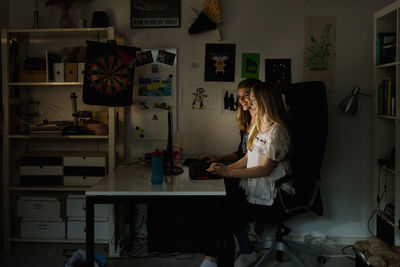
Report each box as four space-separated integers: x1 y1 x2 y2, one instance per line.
207 82 292 267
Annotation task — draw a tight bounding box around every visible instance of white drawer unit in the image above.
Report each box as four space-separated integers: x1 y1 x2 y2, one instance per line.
20 155 63 186
67 217 109 240
21 218 65 239
63 153 107 186
64 176 103 186
17 196 60 218
64 156 106 167
66 195 109 218
20 166 63 176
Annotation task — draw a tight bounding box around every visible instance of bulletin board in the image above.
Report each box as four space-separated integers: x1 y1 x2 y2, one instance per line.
128 48 178 143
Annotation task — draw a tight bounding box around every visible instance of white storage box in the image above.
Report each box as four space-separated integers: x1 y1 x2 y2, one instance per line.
20 165 63 176
67 217 109 240
64 176 103 186
66 195 109 218
21 218 65 239
78 62 85 82
17 196 60 218
53 63 64 82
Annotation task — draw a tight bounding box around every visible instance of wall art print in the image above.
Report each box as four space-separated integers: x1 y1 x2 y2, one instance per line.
183 84 216 110
131 0 181 28
205 43 236 82
83 41 140 106
303 16 336 92
241 53 260 78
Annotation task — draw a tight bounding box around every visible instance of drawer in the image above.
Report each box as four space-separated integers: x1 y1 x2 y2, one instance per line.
64 176 102 186
17 196 60 218
21 156 62 166
20 175 63 186
21 218 65 239
64 156 106 167
64 166 105 176
67 217 109 240
66 195 109 218
20 166 63 176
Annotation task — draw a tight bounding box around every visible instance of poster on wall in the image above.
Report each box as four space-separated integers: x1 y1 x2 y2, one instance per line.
204 43 236 82
241 53 260 78
183 84 217 110
265 58 291 86
221 89 238 113
134 48 177 98
131 0 181 28
303 16 336 92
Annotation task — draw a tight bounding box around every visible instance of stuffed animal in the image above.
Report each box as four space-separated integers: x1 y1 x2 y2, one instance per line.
354 236 400 267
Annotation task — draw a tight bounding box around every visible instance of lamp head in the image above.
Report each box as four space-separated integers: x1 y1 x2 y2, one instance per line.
339 87 360 115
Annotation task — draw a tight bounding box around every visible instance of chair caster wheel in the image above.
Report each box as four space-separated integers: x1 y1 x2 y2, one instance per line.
317 256 327 264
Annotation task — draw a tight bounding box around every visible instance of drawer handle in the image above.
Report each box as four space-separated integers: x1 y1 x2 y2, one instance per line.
34 204 43 210
38 224 47 230
83 156 86 159
40 165 43 169
83 176 86 180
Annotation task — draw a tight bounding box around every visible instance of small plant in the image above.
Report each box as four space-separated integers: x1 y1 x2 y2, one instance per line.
305 24 333 71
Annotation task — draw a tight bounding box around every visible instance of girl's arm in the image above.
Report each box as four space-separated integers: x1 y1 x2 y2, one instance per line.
227 153 247 169
210 155 276 179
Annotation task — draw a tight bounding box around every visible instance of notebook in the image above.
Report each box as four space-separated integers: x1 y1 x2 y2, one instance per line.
183 158 221 180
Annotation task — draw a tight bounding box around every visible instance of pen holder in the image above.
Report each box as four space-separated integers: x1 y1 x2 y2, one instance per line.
151 149 163 184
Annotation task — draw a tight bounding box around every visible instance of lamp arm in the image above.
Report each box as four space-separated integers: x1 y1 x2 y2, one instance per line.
359 92 373 97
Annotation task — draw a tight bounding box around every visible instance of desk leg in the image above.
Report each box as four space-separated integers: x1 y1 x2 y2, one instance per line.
86 197 95 267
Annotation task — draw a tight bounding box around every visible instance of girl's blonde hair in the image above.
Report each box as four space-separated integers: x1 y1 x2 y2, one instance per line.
247 83 289 151
236 78 261 133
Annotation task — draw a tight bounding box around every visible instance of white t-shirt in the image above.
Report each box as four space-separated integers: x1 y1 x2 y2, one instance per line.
240 123 292 206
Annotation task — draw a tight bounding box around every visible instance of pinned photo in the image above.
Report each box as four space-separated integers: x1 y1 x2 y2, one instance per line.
136 50 154 66
156 49 176 66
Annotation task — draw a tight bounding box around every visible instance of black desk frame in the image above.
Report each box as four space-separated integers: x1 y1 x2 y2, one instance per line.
86 195 229 266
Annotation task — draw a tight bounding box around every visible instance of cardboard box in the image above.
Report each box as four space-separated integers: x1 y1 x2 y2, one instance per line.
18 71 46 82
65 63 78 82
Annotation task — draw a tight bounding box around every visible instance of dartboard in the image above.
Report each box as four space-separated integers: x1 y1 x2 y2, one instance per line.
89 52 130 96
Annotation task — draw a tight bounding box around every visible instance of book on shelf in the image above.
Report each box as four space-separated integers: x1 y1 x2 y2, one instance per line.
378 79 396 116
376 32 396 65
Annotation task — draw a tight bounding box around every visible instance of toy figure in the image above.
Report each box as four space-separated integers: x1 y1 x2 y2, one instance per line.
192 87 208 109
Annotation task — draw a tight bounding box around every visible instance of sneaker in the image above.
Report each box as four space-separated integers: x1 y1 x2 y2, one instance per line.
200 258 218 267
234 251 257 267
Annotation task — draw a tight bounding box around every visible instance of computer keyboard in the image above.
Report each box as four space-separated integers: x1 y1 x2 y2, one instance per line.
183 158 221 180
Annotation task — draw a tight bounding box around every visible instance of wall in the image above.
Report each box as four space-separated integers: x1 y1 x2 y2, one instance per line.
8 0 395 241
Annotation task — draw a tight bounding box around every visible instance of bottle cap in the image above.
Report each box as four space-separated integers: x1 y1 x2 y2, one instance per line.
151 149 162 157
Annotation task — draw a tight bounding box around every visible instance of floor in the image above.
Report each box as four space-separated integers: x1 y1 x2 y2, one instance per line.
0 242 355 267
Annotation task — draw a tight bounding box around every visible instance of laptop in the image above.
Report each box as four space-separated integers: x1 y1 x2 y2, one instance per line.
183 158 221 180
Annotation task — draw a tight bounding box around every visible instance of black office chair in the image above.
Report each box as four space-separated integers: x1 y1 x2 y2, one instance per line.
254 81 328 267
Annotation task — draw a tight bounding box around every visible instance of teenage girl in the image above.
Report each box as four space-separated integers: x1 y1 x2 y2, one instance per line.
199 78 260 267
207 82 292 267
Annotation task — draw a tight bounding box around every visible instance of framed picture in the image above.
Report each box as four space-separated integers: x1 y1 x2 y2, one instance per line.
205 43 236 82
131 0 181 28
265 58 291 86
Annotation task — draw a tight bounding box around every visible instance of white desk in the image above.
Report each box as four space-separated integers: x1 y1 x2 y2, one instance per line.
85 165 227 266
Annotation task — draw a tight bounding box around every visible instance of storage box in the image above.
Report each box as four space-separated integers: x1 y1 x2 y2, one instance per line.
66 195 109 218
17 196 60 218
67 217 109 240
20 155 63 186
78 62 85 82
21 218 65 239
18 71 46 82
64 156 106 167
53 63 64 82
65 62 78 82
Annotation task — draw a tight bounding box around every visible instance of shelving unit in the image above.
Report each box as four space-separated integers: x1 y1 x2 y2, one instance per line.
373 1 400 246
1 27 124 251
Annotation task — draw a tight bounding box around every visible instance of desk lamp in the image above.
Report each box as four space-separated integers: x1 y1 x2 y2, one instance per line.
338 87 372 114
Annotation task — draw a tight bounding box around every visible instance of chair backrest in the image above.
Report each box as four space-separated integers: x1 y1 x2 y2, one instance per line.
278 81 328 215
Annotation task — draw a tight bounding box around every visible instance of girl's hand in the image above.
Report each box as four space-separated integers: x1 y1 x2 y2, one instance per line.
207 163 231 177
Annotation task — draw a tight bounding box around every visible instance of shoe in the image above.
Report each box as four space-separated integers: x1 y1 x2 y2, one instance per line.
200 258 218 267
234 251 257 267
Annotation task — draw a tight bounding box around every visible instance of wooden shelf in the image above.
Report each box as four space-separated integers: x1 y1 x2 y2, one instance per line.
8 82 83 86
9 186 90 191
8 135 108 139
376 114 396 120
10 237 108 244
376 62 397 68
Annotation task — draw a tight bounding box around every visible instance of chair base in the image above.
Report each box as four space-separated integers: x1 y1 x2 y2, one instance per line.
254 239 325 267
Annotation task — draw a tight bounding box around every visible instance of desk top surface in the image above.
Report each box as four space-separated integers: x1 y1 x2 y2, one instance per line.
86 165 226 196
